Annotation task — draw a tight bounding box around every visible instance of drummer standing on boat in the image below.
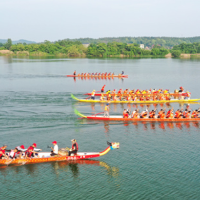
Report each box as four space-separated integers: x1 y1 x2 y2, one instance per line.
91 90 95 100
101 85 106 93
104 103 109 117
73 70 76 76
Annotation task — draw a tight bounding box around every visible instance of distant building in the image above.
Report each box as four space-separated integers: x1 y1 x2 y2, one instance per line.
145 46 150 50
82 43 90 48
140 44 144 49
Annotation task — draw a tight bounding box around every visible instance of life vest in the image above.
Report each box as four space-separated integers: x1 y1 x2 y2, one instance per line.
123 113 129 118
105 106 108 111
91 91 95 96
175 111 181 118
168 113 174 119
107 94 111 100
158 111 162 117
72 142 79 151
0 148 5 157
149 112 153 118
160 113 165 119
25 146 34 155
100 94 104 101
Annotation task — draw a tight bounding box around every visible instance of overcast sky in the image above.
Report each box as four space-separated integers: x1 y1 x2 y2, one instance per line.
1 0 200 42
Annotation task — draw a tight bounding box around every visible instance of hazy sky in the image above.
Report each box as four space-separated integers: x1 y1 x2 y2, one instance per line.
1 0 200 42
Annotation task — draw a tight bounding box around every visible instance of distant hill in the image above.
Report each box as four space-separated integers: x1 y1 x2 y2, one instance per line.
67 36 200 48
0 39 36 44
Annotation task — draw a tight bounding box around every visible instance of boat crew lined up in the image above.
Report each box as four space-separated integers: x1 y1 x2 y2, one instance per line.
93 86 191 101
72 71 125 77
0 140 79 160
122 108 200 119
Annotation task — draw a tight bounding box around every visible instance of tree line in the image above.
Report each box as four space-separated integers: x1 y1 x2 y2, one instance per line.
68 36 200 48
1 39 200 58
0 39 87 56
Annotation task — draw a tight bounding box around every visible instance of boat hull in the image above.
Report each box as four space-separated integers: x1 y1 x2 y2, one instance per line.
86 115 200 122
0 144 119 166
0 154 100 166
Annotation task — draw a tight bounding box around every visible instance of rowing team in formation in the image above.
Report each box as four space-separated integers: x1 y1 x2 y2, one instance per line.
0 139 79 160
90 87 190 101
73 70 124 76
122 108 200 119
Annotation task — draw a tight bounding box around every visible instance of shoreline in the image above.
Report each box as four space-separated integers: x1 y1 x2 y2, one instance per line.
0 50 200 59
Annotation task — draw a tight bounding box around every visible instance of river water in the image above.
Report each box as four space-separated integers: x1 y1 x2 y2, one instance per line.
0 56 200 199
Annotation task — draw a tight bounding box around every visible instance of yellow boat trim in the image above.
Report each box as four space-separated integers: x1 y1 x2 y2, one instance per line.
100 147 111 156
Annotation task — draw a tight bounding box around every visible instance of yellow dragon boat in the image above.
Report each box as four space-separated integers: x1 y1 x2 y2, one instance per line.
71 94 200 104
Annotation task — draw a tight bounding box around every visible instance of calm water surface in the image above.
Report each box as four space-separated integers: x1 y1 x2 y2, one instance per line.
0 56 200 199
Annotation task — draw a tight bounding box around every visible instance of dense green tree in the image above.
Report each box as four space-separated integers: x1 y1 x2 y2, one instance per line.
171 50 181 57
67 45 80 56
4 38 12 50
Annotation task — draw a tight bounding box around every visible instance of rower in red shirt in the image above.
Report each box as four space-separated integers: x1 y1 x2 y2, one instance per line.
123 109 129 118
0 145 9 159
25 143 41 158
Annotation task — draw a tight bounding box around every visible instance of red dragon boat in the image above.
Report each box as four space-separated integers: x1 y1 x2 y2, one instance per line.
74 109 200 122
0 142 119 166
66 75 128 78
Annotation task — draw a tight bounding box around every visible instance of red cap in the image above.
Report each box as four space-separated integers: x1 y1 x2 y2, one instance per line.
20 145 25 149
180 86 183 88
33 143 37 147
52 141 57 144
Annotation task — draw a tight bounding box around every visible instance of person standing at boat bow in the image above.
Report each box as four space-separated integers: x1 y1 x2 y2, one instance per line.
104 103 110 117
91 90 95 100
50 141 58 156
69 139 78 156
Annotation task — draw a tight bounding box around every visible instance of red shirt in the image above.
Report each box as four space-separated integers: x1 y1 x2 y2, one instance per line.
0 148 5 157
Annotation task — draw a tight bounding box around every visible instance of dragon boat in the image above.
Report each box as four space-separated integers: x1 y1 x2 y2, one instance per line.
0 142 119 166
74 109 200 122
66 75 128 78
84 92 190 97
71 94 200 104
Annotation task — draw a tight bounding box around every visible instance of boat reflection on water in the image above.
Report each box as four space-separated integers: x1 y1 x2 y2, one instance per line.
51 160 119 178
0 159 119 179
130 121 200 131
78 119 200 132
